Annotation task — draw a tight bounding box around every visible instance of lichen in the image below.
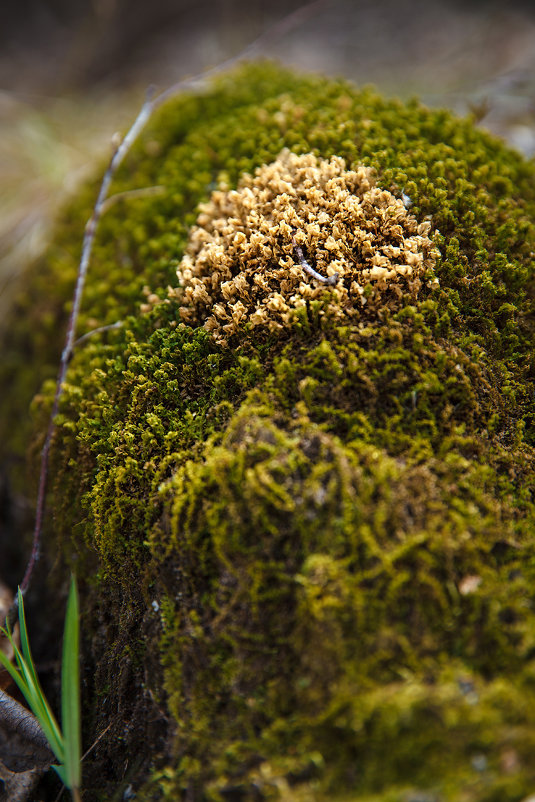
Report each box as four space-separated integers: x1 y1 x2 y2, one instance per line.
2 62 535 801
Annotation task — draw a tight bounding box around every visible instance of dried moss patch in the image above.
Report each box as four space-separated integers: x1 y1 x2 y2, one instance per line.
171 150 438 343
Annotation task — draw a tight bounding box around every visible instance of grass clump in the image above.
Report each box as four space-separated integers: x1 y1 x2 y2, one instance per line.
0 578 81 800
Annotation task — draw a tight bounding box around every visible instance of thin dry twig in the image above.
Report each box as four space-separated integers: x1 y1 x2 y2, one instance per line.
99 185 166 216
51 722 114 802
292 233 339 285
12 87 157 609
12 90 156 610
73 321 124 348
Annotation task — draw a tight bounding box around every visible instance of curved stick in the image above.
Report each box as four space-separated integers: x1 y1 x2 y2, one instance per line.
292 235 338 285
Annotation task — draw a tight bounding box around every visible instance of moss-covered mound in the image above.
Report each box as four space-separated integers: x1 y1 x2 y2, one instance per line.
3 62 535 801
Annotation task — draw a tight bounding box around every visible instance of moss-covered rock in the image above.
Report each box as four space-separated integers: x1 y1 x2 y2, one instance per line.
3 62 535 800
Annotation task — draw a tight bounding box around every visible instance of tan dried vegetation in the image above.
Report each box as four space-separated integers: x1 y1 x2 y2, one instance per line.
169 150 439 344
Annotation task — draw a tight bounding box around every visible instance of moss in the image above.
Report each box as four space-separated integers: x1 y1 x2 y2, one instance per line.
3 62 535 800
170 150 438 343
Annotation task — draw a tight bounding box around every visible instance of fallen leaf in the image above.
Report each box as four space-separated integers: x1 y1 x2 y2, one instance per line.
0 689 54 772
0 760 46 802
0 689 54 801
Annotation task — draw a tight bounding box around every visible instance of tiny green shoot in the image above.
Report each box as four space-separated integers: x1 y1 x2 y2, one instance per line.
0 576 81 801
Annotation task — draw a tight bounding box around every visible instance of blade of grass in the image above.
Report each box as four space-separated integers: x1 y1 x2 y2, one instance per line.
0 658 64 762
0 641 25 687
61 576 81 791
0 581 82 797
53 763 67 784
13 628 64 760
17 587 40 689
0 599 65 762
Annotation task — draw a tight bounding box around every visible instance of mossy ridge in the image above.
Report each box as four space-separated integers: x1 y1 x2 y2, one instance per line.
4 63 535 464
146 401 535 801
2 62 535 799
49 311 535 800
50 306 532 576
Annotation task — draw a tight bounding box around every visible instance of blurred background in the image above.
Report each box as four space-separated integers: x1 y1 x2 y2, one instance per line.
2 0 535 313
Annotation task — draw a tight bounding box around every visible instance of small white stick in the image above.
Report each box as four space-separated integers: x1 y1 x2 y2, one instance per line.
292 235 338 285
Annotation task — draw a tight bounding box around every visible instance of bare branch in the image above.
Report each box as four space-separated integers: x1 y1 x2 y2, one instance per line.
15 90 155 602
99 185 166 216
73 321 124 348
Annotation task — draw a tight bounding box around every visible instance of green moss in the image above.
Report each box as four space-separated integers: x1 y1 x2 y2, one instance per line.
3 62 535 800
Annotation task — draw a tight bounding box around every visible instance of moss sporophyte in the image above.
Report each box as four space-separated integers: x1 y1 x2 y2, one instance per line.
3 63 535 800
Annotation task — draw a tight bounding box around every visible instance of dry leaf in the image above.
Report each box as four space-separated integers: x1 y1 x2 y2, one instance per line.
0 689 54 801
0 761 46 802
0 689 54 772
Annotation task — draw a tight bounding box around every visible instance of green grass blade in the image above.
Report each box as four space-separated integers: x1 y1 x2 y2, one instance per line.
17 587 40 689
0 580 82 781
61 576 81 791
14 655 65 761
53 763 67 785
1 598 65 763
0 642 25 689
17 594 65 760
